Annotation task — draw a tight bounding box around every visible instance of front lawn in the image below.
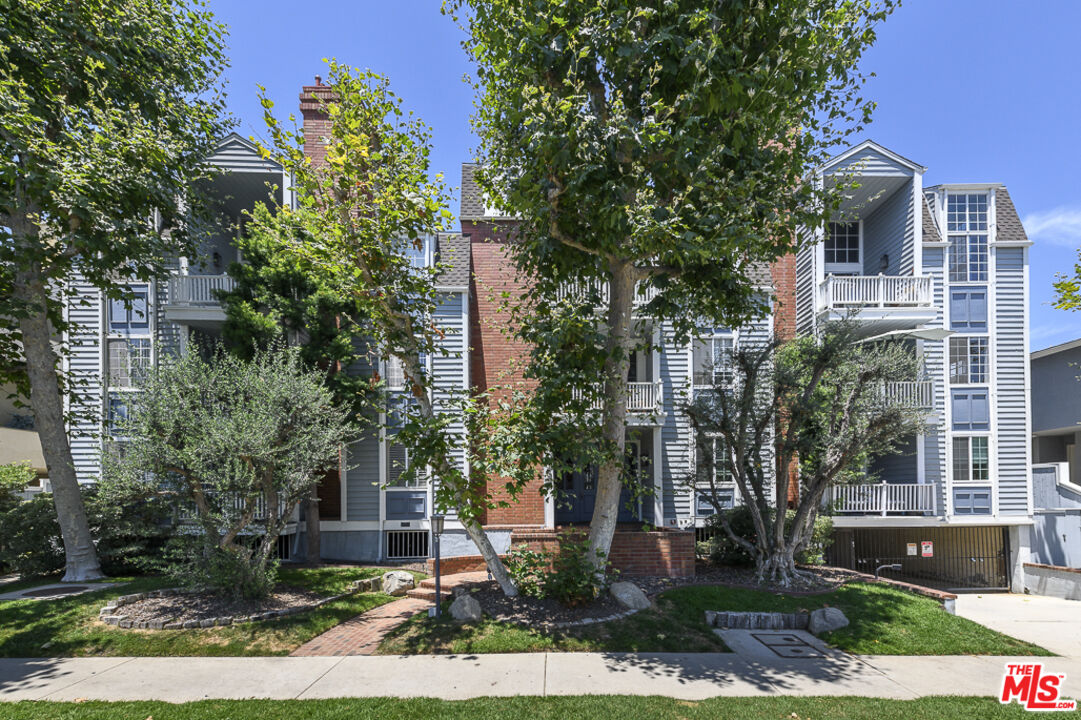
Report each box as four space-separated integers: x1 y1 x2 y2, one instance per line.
378 581 1048 656
0 696 1038 719
0 566 421 657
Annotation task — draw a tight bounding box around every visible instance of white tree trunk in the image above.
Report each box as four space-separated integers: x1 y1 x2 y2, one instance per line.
587 261 636 570
12 258 104 582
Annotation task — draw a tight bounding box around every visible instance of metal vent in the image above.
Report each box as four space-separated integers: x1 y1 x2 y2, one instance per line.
386 530 429 560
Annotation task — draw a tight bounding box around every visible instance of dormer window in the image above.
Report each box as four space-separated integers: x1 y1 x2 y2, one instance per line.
825 221 862 274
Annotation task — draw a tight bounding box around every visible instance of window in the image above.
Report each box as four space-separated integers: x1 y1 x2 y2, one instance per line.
949 337 988 384
695 435 733 486
952 436 989 482
951 389 990 431
385 355 405 390
387 441 426 488
696 490 734 515
953 487 992 515
692 330 733 386
825 221 861 266
949 288 988 331
947 194 989 282
106 393 132 438
107 338 151 387
108 286 150 333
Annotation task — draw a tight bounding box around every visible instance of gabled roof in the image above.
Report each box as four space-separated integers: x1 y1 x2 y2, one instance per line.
1032 337 1081 360
208 132 283 173
922 196 942 243
821 140 927 175
435 233 470 287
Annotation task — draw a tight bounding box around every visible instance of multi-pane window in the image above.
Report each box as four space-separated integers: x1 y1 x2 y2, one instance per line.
107 393 132 438
696 435 733 486
949 337 989 384
825 221 860 266
387 441 426 487
952 436 989 483
108 286 150 333
385 355 405 390
947 194 989 282
692 330 733 386
107 338 152 387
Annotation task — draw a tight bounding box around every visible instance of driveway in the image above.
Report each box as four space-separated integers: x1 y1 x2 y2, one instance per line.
954 592 1081 657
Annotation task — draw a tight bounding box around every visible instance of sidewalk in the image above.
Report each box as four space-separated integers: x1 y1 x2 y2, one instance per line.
2 652 1078 702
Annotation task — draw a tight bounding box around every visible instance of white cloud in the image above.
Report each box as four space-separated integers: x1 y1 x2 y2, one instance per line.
1023 206 1081 248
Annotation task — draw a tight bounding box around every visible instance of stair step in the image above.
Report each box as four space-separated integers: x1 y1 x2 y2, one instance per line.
406 587 450 601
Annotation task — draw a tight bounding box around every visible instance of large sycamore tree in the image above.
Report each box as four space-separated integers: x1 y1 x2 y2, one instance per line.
254 62 518 594
450 0 896 567
0 0 229 580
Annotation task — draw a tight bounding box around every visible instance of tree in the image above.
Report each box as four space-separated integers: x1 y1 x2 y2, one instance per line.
254 62 520 595
110 345 350 598
449 0 897 568
684 322 927 585
0 0 229 580
1053 250 1081 310
219 202 379 564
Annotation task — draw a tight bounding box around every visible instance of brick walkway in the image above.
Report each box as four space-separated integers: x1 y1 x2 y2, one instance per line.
290 596 432 657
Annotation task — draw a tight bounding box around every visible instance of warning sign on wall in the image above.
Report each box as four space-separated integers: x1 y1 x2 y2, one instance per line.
921 540 934 558
906 543 918 556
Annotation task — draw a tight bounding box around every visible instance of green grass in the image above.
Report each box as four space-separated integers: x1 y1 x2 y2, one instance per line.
0 566 422 657
379 581 1049 656
0 697 1040 719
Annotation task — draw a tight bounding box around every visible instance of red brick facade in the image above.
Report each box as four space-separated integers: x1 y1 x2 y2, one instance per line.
426 528 696 578
462 218 548 526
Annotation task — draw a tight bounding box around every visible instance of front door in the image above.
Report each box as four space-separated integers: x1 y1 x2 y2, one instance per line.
556 466 597 524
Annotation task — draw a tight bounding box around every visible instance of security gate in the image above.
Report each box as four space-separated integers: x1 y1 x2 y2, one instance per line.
828 526 1010 591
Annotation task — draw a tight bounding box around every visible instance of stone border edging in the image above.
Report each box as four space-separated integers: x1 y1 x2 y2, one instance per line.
99 576 383 630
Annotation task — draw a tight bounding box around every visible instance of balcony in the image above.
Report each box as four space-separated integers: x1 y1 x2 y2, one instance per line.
163 274 235 324
828 482 936 516
555 281 659 310
570 380 663 418
883 381 934 409
817 275 936 332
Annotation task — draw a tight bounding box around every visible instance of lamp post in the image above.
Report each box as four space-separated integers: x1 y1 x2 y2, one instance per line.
430 514 444 618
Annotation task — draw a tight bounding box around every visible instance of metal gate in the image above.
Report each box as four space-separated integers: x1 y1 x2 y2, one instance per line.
828 526 1010 591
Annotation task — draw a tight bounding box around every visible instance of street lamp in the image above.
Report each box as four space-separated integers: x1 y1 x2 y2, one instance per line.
430 513 445 618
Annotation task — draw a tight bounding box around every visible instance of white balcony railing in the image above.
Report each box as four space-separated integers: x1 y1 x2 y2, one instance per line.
571 380 663 414
167 274 235 306
883 381 934 408
819 274 932 309
555 281 659 307
828 482 936 516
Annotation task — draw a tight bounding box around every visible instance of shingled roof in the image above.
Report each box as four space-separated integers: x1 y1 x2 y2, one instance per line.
460 163 485 220
436 232 470 287
995 188 1029 244
922 196 942 243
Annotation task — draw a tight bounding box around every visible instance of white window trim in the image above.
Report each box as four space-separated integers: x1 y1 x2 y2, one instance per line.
823 219 863 275
690 327 738 389
951 435 992 485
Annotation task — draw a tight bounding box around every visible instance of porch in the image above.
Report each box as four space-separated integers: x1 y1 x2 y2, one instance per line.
828 482 937 516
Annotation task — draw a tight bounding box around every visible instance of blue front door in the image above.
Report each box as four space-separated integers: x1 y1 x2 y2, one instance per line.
555 439 653 524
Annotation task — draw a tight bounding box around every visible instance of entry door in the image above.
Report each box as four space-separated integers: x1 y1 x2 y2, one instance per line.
557 466 597 523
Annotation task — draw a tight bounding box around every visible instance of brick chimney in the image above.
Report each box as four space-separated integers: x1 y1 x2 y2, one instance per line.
299 75 336 168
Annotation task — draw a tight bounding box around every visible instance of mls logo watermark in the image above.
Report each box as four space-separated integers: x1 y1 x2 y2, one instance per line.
1000 663 1077 711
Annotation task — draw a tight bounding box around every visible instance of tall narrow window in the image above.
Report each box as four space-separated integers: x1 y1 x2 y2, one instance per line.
696 435 733 486
387 441 426 488
108 286 150 333
952 436 989 483
107 338 152 388
947 194 989 282
948 337 988 384
692 330 733 386
825 221 861 268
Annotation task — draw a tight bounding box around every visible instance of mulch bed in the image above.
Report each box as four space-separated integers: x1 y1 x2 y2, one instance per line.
117 587 327 626
461 582 629 628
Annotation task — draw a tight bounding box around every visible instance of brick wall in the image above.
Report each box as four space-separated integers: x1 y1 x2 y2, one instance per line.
770 253 797 342
426 528 695 578
463 218 547 526
299 77 335 169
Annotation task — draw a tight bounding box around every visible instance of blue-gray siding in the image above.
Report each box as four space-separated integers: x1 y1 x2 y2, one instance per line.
862 182 914 277
995 247 1030 515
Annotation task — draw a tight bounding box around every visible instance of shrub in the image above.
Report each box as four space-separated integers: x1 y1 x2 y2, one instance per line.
158 536 279 599
702 505 834 567
0 462 34 514
0 493 64 577
503 543 548 599
542 537 614 607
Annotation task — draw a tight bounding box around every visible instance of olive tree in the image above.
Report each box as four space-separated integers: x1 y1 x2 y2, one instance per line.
685 323 927 585
110 346 350 598
449 0 897 568
0 0 230 580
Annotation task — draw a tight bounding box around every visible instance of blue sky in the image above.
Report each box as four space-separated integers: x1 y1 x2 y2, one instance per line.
212 0 1081 352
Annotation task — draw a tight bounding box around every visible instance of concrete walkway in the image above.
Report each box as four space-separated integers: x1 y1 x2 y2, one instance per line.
954 592 1081 658
1 653 1079 702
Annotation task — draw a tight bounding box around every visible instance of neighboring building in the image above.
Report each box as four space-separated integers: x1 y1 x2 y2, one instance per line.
1030 339 1081 568
0 381 46 484
808 141 1033 591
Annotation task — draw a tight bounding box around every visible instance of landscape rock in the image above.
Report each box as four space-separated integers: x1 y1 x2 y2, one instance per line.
609 581 650 611
808 607 849 635
449 594 482 623
382 570 416 596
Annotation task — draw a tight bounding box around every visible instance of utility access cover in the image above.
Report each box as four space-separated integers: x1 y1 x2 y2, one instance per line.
751 632 827 659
